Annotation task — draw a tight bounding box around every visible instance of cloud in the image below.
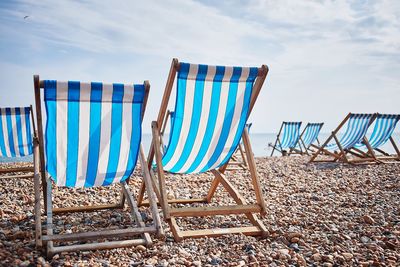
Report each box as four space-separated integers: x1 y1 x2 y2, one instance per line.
0 0 399 133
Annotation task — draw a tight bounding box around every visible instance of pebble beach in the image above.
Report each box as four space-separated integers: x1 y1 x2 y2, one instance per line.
0 156 399 266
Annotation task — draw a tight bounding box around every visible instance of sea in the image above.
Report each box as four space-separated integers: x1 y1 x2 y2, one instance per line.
1 133 399 163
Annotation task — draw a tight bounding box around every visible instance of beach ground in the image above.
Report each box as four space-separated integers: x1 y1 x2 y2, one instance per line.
0 156 399 266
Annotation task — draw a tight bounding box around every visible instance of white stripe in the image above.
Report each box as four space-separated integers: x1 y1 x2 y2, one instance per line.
19 109 29 156
1 114 11 157
75 83 91 187
113 85 134 183
179 66 216 173
164 64 199 170
55 81 69 186
10 108 20 157
209 68 249 169
193 67 233 173
94 84 113 186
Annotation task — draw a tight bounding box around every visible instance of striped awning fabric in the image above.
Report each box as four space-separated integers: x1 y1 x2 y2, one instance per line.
43 80 145 187
0 107 33 157
302 123 324 147
280 122 302 149
326 113 374 151
162 62 259 174
355 114 400 149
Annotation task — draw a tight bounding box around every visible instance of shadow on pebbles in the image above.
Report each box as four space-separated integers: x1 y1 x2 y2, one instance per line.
0 157 399 266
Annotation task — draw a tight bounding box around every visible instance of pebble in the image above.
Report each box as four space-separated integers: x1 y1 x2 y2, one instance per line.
1 158 399 266
342 252 353 261
363 215 375 224
135 245 147 252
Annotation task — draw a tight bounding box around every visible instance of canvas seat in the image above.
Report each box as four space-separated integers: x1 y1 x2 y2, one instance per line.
137 58 269 240
353 114 400 162
0 106 36 179
33 76 163 257
269 121 302 156
297 122 324 155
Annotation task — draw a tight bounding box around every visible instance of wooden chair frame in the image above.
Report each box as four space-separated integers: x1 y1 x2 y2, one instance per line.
33 75 163 257
137 58 269 240
0 105 36 179
309 113 379 164
269 122 303 156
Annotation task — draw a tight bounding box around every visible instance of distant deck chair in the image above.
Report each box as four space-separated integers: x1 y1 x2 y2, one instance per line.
33 76 163 257
269 122 302 156
160 109 175 153
137 58 269 240
353 114 400 162
228 123 253 170
309 113 377 164
298 122 324 155
0 106 36 179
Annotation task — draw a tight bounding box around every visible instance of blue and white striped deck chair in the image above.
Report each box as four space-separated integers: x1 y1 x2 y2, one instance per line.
353 114 400 161
0 106 36 178
298 122 324 155
309 113 377 164
32 75 162 256
139 58 269 241
160 109 175 153
270 121 302 156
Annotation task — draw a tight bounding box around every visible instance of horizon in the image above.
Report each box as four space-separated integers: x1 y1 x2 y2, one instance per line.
1 0 399 133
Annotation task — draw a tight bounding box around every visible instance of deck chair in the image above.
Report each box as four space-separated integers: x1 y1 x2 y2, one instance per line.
309 113 377 164
160 110 175 153
137 58 269 240
33 75 163 257
353 114 400 162
0 106 36 179
269 122 302 156
227 123 253 170
297 122 324 155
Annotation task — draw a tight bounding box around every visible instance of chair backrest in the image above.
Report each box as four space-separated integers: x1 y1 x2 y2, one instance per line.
280 122 302 149
0 107 33 157
162 62 260 174
365 114 400 149
301 123 324 147
42 80 146 187
332 113 374 150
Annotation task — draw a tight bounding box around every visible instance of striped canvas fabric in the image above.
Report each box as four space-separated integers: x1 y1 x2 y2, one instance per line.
43 80 145 187
0 107 33 157
355 114 400 149
302 123 323 147
162 62 259 174
280 122 302 149
326 114 373 151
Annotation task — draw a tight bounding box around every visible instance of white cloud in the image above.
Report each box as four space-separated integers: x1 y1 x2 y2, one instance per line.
0 0 399 133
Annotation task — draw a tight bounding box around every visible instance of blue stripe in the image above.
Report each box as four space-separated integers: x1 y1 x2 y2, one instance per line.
84 82 103 187
169 65 207 172
162 63 190 165
44 80 58 180
65 81 80 187
25 107 33 155
0 110 7 156
185 66 225 173
200 67 242 172
5 108 16 157
217 67 258 168
121 84 143 181
15 108 25 156
103 83 124 186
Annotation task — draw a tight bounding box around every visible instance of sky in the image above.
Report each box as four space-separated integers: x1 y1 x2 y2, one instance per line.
0 0 399 133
